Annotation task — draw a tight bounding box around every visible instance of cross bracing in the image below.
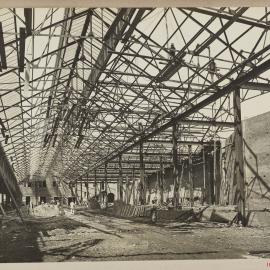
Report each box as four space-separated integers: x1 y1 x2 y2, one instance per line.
0 7 270 185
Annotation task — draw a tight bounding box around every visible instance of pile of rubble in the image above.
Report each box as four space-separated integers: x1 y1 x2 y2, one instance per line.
32 204 63 217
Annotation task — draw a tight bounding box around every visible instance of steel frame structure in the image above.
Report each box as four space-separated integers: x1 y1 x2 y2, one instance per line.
0 7 270 190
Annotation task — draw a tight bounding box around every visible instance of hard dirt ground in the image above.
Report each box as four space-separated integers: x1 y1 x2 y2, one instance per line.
0 209 270 262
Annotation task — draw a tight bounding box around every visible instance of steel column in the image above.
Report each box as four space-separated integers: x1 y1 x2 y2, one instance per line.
172 123 179 207
159 156 164 204
234 88 246 225
139 141 145 204
188 145 194 207
104 162 108 207
118 155 123 201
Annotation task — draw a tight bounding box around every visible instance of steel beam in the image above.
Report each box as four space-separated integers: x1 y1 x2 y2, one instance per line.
185 8 270 30
0 22 7 69
180 119 235 127
193 8 248 56
67 10 92 87
82 8 136 100
242 82 270 92
147 139 213 145
108 159 172 165
88 47 270 173
19 28 26 72
24 8 32 37
122 9 146 42
4 9 90 48
156 9 221 83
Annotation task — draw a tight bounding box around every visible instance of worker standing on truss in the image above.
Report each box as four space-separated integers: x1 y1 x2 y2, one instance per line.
209 59 217 82
169 43 176 61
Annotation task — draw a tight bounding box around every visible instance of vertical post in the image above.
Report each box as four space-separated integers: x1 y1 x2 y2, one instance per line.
118 155 123 201
126 175 130 204
213 138 217 204
86 173 89 200
34 178 38 205
6 193 10 204
94 170 97 197
75 181 78 203
208 145 215 204
159 156 164 204
202 146 206 205
80 180 83 203
104 162 108 207
146 173 151 204
188 145 194 207
139 141 145 204
172 123 179 208
156 171 159 199
219 142 223 205
233 88 246 225
215 141 221 204
132 165 136 204
99 174 103 203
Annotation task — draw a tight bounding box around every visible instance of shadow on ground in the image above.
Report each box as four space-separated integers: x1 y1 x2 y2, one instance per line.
0 216 102 262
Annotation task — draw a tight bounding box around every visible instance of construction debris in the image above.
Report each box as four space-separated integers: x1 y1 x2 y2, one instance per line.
32 204 62 217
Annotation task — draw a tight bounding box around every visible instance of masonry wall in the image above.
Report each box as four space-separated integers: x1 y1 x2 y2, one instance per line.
19 174 71 205
220 111 270 210
145 111 270 210
19 173 118 206
243 111 270 210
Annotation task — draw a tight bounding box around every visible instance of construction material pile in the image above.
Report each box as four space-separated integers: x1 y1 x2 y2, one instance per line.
32 204 61 217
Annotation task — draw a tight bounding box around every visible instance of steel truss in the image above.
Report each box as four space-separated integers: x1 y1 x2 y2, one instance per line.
0 7 269 189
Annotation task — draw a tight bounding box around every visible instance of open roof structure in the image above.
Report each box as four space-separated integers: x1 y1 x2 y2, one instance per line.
0 7 270 185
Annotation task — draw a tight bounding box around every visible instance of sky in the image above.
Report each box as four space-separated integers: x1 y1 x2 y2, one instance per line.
242 92 270 119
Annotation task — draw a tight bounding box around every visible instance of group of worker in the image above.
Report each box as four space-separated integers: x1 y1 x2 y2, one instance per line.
168 43 217 80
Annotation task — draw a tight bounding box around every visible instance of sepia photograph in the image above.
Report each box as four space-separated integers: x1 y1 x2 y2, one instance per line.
0 4 269 267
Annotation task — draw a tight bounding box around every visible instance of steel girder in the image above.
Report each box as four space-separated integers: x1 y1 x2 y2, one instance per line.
0 8 270 184
87 50 270 173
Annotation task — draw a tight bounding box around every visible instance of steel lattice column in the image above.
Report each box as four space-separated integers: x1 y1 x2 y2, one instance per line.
233 88 246 225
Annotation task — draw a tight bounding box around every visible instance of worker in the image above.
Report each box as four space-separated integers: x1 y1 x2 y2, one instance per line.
70 200 75 215
209 59 217 81
169 43 176 60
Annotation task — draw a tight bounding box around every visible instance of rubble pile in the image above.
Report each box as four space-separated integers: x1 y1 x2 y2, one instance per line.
32 204 61 217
